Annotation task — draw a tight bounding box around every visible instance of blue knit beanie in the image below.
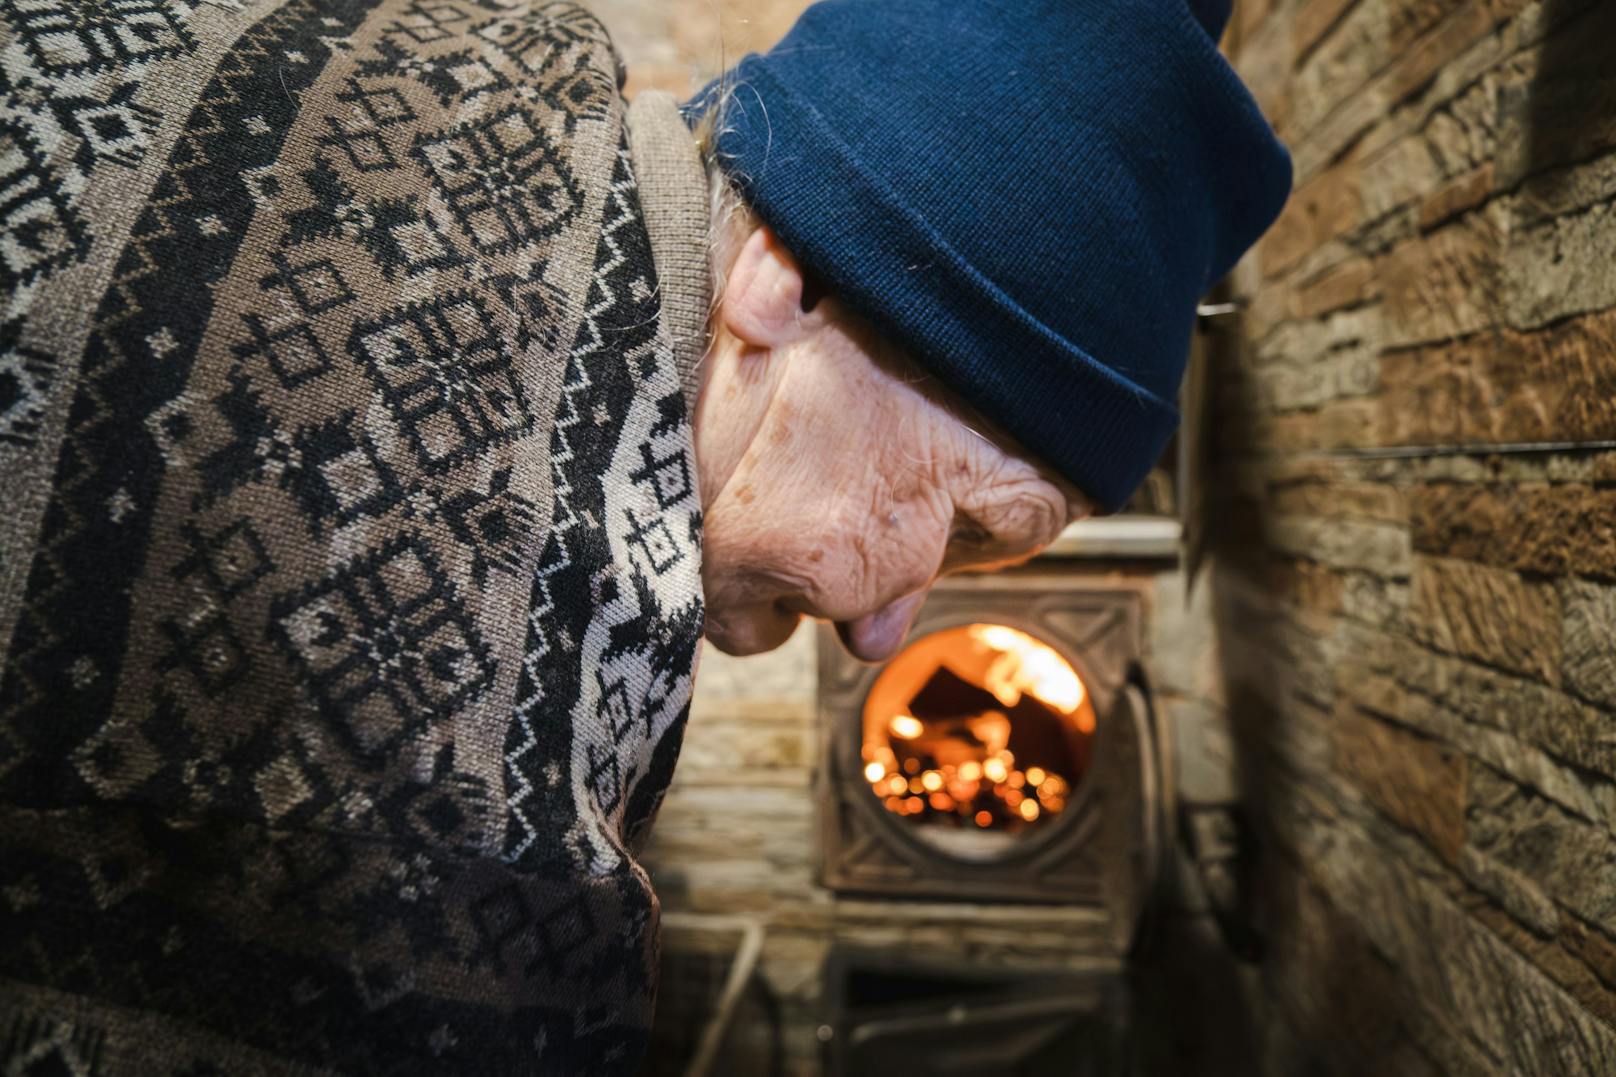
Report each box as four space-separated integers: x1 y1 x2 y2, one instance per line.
691 0 1291 512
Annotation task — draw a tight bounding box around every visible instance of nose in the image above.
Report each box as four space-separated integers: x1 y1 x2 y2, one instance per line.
835 588 930 664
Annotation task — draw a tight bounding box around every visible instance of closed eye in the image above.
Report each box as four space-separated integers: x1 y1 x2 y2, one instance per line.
947 514 995 555
945 509 1050 576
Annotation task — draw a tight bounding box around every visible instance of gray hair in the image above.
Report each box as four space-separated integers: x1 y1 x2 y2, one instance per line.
691 84 757 311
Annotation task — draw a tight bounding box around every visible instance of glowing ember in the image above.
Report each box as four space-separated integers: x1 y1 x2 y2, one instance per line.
888 714 924 739
860 623 1095 839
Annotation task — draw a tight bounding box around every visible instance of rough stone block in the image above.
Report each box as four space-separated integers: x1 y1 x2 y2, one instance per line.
1506 197 1616 330
1469 767 1616 931
1256 346 1380 414
1419 163 1495 231
1360 133 1447 226
1289 0 1466 141
1422 80 1501 183
1377 310 1616 447
1408 556 1562 684
1340 572 1411 632
1254 305 1381 375
1343 661 1616 829
1236 3 1297 139
1383 208 1503 347
1295 257 1379 320
1288 8 1387 140
1513 149 1616 227
1385 3 1493 104
1268 558 1346 615
1292 0 1362 64
1332 705 1468 863
1387 642 1616 779
1561 916 1616 994
595 0 811 97
1268 479 1406 523
1463 901 1616 1029
1562 579 1616 711
1263 158 1364 278
1410 483 1616 580
1268 515 1412 578
1260 399 1385 453
1459 845 1561 937
1286 0 1508 185
1376 336 1488 445
1235 0 1279 46
1484 310 1616 443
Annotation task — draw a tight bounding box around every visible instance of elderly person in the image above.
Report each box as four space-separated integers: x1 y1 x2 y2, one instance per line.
0 0 1287 1070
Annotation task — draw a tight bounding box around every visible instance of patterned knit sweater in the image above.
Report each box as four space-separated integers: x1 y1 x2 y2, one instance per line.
0 1 710 1071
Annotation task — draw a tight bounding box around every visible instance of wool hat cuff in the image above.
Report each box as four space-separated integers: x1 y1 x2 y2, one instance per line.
715 61 1181 513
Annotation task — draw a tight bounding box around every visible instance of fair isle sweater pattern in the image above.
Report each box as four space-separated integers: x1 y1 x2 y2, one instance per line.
0 0 702 1072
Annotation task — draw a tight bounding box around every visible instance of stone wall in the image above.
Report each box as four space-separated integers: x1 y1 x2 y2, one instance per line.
1219 0 1616 1071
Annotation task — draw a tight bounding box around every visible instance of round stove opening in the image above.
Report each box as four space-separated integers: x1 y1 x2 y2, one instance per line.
859 623 1096 858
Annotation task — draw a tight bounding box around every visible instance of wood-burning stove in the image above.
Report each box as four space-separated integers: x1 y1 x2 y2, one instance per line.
817 571 1166 949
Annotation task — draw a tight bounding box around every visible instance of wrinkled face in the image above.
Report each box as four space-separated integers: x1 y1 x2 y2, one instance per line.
695 226 1086 661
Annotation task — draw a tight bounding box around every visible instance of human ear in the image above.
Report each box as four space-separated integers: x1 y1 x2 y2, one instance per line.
720 224 827 348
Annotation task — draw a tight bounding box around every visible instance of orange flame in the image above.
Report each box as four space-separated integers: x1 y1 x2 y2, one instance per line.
968 624 1092 731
